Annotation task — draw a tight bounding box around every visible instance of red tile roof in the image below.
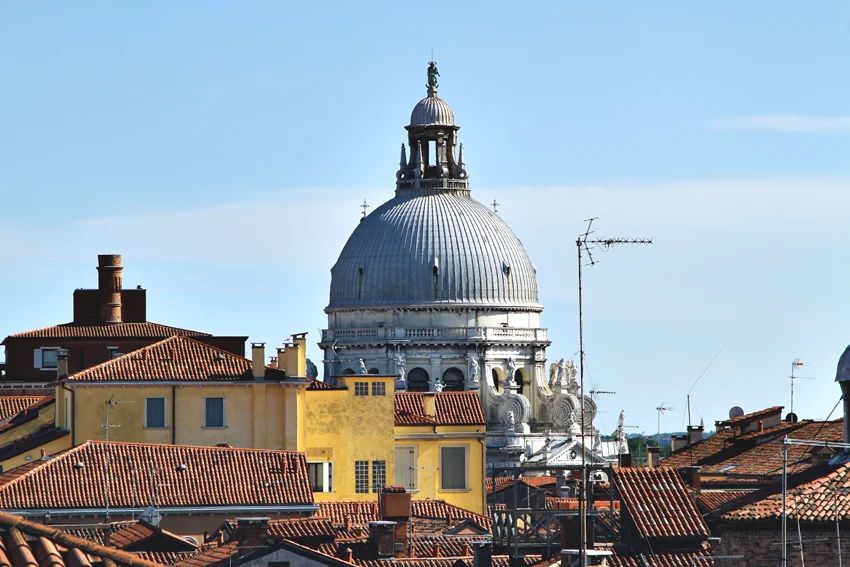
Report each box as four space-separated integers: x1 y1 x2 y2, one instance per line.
724 461 850 522
607 548 715 567
394 393 485 426
0 510 166 567
716 406 783 427
4 322 212 341
694 490 753 514
613 467 710 540
0 396 55 436
0 396 46 421
65 336 252 382
315 499 492 532
175 541 239 567
698 420 844 477
0 440 314 510
267 518 338 541
135 551 200 566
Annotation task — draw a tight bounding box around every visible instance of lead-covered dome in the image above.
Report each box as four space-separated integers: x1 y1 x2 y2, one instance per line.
410 95 454 126
328 193 540 311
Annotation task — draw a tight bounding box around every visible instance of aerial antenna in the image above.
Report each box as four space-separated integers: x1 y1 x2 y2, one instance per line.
576 217 651 567
789 359 814 417
685 342 728 427
101 396 133 523
656 403 675 449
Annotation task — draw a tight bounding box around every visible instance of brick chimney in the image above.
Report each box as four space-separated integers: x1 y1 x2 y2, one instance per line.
687 424 704 445
251 343 265 379
432 542 441 558
461 542 471 557
618 454 632 468
232 518 270 548
423 393 437 418
678 466 701 491
97 255 123 324
367 522 395 559
339 546 353 562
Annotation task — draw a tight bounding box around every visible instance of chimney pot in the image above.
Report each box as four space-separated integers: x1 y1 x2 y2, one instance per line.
340 546 353 562
56 350 69 380
647 447 661 468
461 542 471 556
96 255 123 324
251 343 265 380
433 542 441 558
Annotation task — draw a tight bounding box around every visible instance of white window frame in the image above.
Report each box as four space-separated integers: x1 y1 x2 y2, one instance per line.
394 445 419 491
203 397 227 428
307 461 334 493
144 397 168 429
439 445 470 492
34 347 61 370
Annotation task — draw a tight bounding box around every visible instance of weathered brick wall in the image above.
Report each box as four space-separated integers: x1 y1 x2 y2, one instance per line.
720 524 850 567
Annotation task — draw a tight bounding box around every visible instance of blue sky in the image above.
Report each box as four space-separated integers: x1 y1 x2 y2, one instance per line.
1 2 849 434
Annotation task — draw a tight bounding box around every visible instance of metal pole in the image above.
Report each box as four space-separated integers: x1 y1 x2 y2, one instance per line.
790 362 795 418
577 237 587 567
838 486 843 567
781 437 787 567
105 399 110 522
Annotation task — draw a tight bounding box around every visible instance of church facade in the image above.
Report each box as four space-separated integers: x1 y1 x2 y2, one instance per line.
319 64 623 467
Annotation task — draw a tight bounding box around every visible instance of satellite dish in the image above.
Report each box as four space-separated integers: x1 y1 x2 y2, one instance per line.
786 412 799 424
729 406 745 419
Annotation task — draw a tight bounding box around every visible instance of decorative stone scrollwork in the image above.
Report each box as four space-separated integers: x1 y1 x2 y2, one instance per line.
550 394 577 429
497 392 531 430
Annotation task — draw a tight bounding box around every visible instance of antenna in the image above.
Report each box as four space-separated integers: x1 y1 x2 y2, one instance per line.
576 217 651 567
101 396 133 522
656 404 675 449
789 359 814 417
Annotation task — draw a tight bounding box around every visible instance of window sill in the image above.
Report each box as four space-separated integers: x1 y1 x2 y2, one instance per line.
438 488 471 493
144 426 169 430
203 426 227 430
40 368 58 371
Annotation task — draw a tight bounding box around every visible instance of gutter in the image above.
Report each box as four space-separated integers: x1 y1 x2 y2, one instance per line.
3 504 319 518
479 431 488 516
395 431 486 441
60 382 76 446
63 379 309 387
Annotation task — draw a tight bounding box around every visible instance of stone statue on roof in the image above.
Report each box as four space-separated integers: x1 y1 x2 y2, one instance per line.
427 61 439 90
358 359 367 375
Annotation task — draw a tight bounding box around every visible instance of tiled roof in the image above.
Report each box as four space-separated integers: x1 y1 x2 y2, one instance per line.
0 396 55 436
4 322 211 341
694 490 753 514
175 541 239 567
306 377 343 390
135 551 200 566
0 440 313 510
662 428 737 468
716 406 783 427
613 467 710 540
61 521 139 546
0 510 165 567
267 517 338 541
698 420 844 477
0 423 69 461
0 396 46 421
394 393 485 426
66 336 252 382
607 549 714 567
359 557 540 567
315 499 492 533
724 461 850 522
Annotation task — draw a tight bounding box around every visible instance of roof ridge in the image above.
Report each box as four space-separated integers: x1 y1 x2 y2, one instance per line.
81 439 303 454
0 510 164 567
66 336 182 381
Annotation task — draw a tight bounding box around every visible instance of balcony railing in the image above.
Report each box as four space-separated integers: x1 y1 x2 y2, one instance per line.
321 327 547 343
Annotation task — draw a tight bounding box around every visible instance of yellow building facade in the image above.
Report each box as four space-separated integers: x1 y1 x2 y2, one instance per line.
0 333 487 514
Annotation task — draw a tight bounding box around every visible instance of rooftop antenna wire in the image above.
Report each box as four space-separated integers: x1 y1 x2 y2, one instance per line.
684 342 728 427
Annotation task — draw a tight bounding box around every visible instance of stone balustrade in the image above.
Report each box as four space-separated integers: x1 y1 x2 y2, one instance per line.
321 327 547 343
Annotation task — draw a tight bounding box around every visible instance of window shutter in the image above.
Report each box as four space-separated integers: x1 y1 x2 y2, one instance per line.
33 349 42 369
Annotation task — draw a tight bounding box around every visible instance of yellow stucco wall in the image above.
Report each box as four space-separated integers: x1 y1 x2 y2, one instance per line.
0 434 71 473
394 424 486 515
305 376 396 503
65 383 298 450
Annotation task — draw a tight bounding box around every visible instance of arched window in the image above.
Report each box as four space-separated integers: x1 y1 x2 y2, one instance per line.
442 368 465 391
368 368 380 375
491 368 503 391
407 368 430 392
514 369 524 396
342 368 355 376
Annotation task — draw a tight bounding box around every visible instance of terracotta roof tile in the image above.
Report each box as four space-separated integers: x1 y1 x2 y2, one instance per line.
716 406 783 427
699 420 844 477
694 490 753 513
613 467 710 540
607 549 714 567
134 551 199 566
174 541 239 567
724 461 850 522
267 518 338 541
315 499 492 533
394 393 485 426
66 336 252 382
0 396 55 436
662 428 738 468
0 441 313 510
5 322 211 341
0 397 46 421
0 511 167 567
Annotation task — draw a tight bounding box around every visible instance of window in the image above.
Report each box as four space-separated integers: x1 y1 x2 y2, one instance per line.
41 349 59 369
372 460 386 493
308 462 333 493
371 382 386 396
145 398 166 428
355 461 369 493
442 368 465 391
440 446 468 490
395 446 418 490
354 382 369 396
107 347 123 359
204 398 226 428
407 368 429 392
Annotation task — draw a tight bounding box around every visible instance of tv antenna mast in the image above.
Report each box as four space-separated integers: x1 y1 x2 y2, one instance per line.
656 404 675 449
101 396 133 522
789 359 814 417
576 217 651 567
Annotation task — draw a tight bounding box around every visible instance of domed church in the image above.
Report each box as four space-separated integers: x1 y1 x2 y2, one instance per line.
320 63 624 467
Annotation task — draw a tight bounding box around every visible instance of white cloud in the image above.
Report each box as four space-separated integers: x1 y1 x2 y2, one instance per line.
714 115 850 132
